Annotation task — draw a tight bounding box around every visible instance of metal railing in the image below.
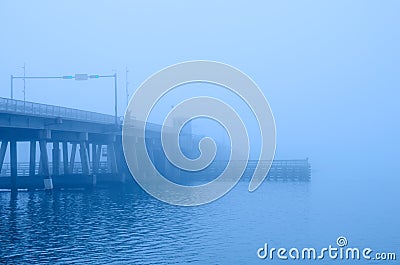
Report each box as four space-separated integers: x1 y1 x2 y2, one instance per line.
0 162 110 176
0 97 116 124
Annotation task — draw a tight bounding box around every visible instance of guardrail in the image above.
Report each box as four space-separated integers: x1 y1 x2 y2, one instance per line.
0 162 110 176
0 97 116 124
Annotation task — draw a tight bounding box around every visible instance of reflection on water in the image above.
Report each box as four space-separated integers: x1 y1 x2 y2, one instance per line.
0 176 398 264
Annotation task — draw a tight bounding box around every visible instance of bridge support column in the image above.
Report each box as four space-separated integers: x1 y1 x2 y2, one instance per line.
10 140 17 192
39 140 53 190
114 140 125 183
38 155 43 175
146 139 155 178
154 148 165 175
52 142 60 176
148 139 155 163
107 144 112 173
62 142 69 174
91 143 100 186
136 137 152 178
107 143 117 174
129 137 139 173
29 141 36 176
164 154 171 178
87 143 91 165
96 144 102 171
79 141 90 175
92 143 98 174
69 143 77 174
0 141 8 175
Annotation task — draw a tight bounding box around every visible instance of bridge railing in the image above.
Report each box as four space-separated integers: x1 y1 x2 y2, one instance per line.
0 97 116 124
0 162 110 176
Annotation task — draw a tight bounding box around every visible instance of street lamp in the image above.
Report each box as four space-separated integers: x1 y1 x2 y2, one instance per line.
10 73 119 125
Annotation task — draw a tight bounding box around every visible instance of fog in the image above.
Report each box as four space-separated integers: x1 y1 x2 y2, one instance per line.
1 1 399 180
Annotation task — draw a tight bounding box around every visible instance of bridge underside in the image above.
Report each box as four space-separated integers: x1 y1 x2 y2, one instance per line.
0 112 126 191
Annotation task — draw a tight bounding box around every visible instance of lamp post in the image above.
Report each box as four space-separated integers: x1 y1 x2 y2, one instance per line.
10 73 118 125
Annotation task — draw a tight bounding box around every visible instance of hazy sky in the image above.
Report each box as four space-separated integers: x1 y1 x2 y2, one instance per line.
1 1 399 177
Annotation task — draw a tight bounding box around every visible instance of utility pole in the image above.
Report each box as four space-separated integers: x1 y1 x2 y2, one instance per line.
10 75 13 99
114 73 118 125
22 63 26 101
125 67 129 107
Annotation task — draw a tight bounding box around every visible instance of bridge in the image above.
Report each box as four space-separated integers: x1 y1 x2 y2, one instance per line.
0 97 311 191
0 97 125 190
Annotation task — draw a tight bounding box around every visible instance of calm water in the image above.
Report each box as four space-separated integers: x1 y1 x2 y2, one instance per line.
0 174 399 264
